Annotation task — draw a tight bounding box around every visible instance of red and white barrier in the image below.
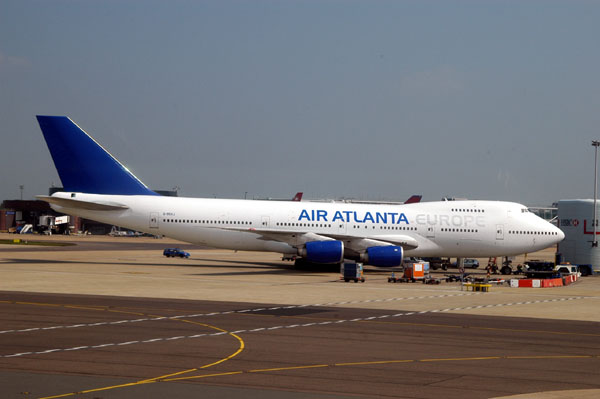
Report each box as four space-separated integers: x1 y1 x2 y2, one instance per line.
562 274 579 285
541 278 563 288
510 275 578 288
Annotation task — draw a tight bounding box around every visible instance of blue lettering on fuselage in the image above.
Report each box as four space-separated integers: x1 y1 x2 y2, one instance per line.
299 209 311 221
298 209 410 224
332 211 344 222
398 213 408 224
316 210 327 221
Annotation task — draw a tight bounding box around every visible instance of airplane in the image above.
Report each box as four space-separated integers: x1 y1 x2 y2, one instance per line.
338 194 421 206
35 116 565 267
404 195 422 204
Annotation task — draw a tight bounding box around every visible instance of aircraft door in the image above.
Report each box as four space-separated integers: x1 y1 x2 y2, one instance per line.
426 225 435 238
261 216 270 228
149 212 159 229
496 224 504 240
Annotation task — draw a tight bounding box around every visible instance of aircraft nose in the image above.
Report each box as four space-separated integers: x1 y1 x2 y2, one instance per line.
556 227 565 242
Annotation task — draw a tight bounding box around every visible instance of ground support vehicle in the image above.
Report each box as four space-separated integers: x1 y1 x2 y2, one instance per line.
524 260 592 276
423 257 451 271
388 271 410 283
163 248 190 258
389 263 425 283
463 282 492 292
388 276 417 283
422 276 441 284
388 272 412 283
444 273 471 283
554 264 581 277
341 262 365 283
404 262 425 281
450 258 480 269
556 263 593 276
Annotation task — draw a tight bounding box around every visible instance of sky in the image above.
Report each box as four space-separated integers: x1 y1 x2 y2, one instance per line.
1 0 599 206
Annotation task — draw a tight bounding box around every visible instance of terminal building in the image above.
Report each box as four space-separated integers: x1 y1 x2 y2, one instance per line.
557 199 600 275
1 187 177 235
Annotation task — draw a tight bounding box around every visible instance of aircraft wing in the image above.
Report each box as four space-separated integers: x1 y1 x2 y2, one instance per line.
241 228 419 251
350 234 420 250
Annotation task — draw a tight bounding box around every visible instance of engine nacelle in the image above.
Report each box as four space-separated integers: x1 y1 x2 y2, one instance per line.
298 240 344 264
361 245 403 267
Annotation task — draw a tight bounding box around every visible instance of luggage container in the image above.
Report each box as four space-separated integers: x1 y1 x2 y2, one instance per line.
404 263 425 281
340 262 365 283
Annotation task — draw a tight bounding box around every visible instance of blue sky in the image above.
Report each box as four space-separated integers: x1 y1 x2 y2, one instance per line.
1 1 599 205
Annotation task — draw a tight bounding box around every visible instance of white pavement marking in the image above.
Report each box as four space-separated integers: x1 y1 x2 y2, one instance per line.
64 346 88 351
0 296 589 359
91 343 114 348
0 293 480 335
35 349 61 354
141 338 163 343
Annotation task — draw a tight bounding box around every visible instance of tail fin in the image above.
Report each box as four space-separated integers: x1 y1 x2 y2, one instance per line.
36 116 157 195
404 195 422 204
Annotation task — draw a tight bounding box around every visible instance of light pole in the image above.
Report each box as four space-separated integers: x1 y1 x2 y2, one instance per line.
19 185 24 200
592 141 600 247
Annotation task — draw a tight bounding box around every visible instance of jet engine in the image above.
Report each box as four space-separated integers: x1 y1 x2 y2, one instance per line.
360 245 403 267
298 240 344 264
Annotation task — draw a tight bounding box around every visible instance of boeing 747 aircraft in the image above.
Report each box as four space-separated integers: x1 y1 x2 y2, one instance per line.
36 116 564 267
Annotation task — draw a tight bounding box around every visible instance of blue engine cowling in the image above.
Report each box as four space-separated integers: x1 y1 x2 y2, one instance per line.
362 246 403 267
299 240 344 264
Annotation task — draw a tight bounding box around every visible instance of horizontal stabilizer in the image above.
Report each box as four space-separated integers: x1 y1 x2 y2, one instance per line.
37 195 129 211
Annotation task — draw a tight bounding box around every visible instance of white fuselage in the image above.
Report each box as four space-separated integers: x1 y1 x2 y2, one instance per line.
49 192 564 259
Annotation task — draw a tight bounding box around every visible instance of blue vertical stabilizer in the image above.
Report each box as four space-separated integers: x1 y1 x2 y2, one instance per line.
36 116 158 195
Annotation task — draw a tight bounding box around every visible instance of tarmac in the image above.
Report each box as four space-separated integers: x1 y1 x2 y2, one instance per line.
1 233 599 398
